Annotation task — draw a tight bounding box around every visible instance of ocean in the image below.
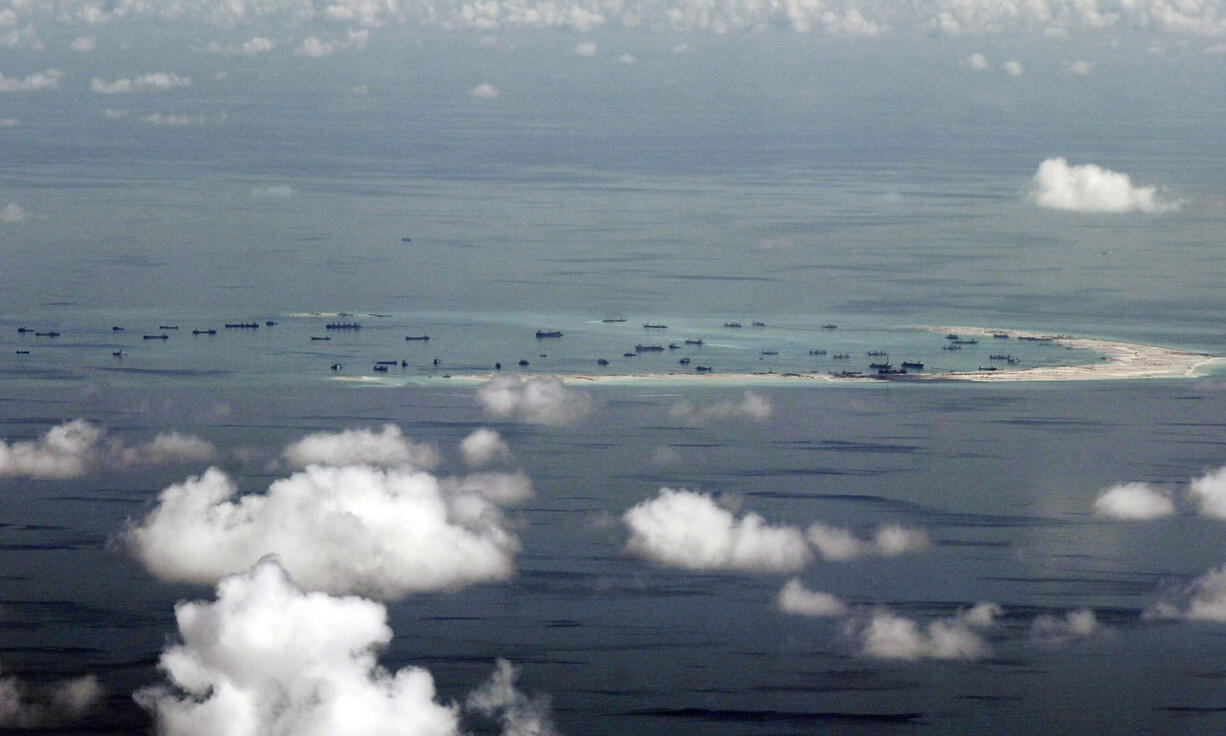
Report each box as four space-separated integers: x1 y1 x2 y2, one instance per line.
2 30 1226 735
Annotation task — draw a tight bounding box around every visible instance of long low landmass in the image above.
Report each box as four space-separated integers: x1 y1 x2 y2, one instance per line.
423 327 1222 385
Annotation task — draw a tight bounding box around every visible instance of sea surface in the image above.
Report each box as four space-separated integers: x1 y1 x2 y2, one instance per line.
2 35 1226 735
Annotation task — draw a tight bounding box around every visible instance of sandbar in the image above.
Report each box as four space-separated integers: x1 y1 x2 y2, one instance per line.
356 328 1224 387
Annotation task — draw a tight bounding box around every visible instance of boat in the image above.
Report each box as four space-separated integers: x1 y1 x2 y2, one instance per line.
945 334 959 340
752 321 766 327
822 324 838 329
112 350 124 357
952 338 978 345
761 350 778 356
991 332 1009 339
192 329 217 335
866 350 888 356
869 361 891 369
809 349 827 355
831 370 863 378
404 335 430 341
225 322 259 329
310 336 330 341
16 350 30 355
623 352 635 357
635 344 665 352
679 357 691 365
518 359 530 366
684 338 704 345
668 343 680 349
989 354 1011 361
112 326 124 332
34 331 60 337
374 360 398 365
978 366 997 371
724 322 742 328
900 361 924 369
943 344 961 351
694 365 712 372
330 363 342 370
143 334 168 340
832 353 850 360
601 318 626 323
535 330 563 338
876 367 908 376
642 323 668 329
597 358 609 365
373 364 388 372
159 325 179 330
326 322 361 330
17 327 30 333
265 321 277 326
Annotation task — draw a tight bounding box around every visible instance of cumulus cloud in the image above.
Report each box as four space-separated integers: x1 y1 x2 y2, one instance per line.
0 671 103 728
90 72 192 93
1068 59 1094 75
1002 59 1023 76
668 390 771 424
1188 465 1226 518
0 420 216 478
282 424 441 470
777 578 848 617
477 375 593 425
204 36 276 55
460 428 513 467
134 558 464 736
69 35 96 52
469 82 500 99
1093 482 1175 520
617 53 637 64
0 69 61 92
1030 608 1098 643
1 202 31 223
848 604 997 661
963 52 989 69
806 522 929 561
142 112 206 126
1030 157 1180 213
296 29 369 57
623 488 811 573
124 462 523 598
466 659 560 736
1147 563 1226 622
573 40 597 55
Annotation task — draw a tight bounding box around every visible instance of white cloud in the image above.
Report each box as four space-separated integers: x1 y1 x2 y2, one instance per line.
1206 42 1226 54
142 112 206 126
1002 59 1023 76
250 183 295 197
963 52 989 69
466 659 560 736
0 25 43 50
618 53 637 64
777 578 848 617
282 424 441 470
623 488 811 573
848 605 996 661
573 40 597 55
1188 465 1226 519
1030 157 1180 213
1030 608 1098 643
1147 563 1226 622
296 29 369 57
134 558 464 736
1069 59 1094 74
668 390 772 424
477 375 593 425
1093 482 1175 520
90 72 192 94
69 35 96 51
0 69 61 92
806 522 929 560
460 428 513 467
469 82 500 98
1 202 31 223
0 420 216 479
123 462 523 599
204 36 276 55
103 108 128 119
0 672 103 727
